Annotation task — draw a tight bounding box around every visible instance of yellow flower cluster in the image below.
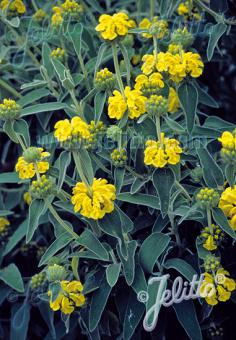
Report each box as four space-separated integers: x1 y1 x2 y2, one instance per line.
33 9 46 22
200 224 224 251
200 268 235 306
54 117 90 143
168 87 180 113
218 130 236 164
0 98 21 120
86 120 106 150
15 148 50 180
177 1 201 21
219 186 236 230
71 178 116 220
51 6 63 27
108 86 147 120
30 175 54 199
95 12 135 41
48 280 85 315
61 0 83 14
0 217 9 235
111 148 127 167
196 188 220 208
144 133 182 168
142 51 204 82
139 16 168 39
23 191 32 205
0 0 26 14
51 47 65 60
134 72 164 96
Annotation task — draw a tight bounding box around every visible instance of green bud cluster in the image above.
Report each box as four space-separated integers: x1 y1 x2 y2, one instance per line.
146 95 168 117
171 27 194 48
0 99 21 121
196 188 220 208
111 148 127 167
94 68 115 91
106 125 122 142
204 255 221 272
190 167 203 183
86 120 106 150
201 224 224 245
23 147 42 163
46 264 67 282
30 272 47 290
208 326 224 338
30 175 55 199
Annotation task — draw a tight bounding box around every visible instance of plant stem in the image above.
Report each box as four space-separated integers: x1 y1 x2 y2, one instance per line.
175 181 192 201
0 79 22 98
16 133 27 151
153 35 158 58
34 163 41 182
78 53 90 91
206 208 213 233
69 89 84 119
47 202 80 240
150 0 155 19
125 165 145 180
72 151 93 195
31 0 38 11
194 0 236 25
155 115 163 146
112 43 125 97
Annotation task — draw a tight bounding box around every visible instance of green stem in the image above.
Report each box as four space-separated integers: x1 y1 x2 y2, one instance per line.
0 79 22 98
153 35 158 58
78 53 90 91
31 0 38 11
155 115 163 147
125 165 145 180
69 89 84 119
34 163 41 182
194 0 236 25
110 250 117 263
207 208 213 233
175 181 192 201
112 43 125 97
150 0 155 19
47 202 80 240
72 151 93 195
16 133 27 151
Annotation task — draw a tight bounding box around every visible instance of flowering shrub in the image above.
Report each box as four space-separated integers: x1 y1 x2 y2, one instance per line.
0 0 236 339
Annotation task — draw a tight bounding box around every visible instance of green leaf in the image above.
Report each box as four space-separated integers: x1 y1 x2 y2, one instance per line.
212 208 236 239
164 258 198 282
3 219 28 256
0 264 24 292
117 193 160 209
130 178 148 194
173 300 202 340
39 233 73 266
119 43 131 85
153 168 175 217
196 147 224 187
94 43 107 77
68 23 83 58
78 149 94 186
117 240 137 286
17 88 50 107
139 232 170 273
57 151 71 191
123 290 145 340
3 120 19 143
26 200 46 243
195 82 219 108
0 210 13 217
114 167 125 194
77 229 109 261
42 43 53 78
94 91 106 123
106 263 121 287
13 119 30 146
178 82 198 134
0 172 20 183
196 236 210 260
11 303 31 340
225 164 235 187
207 23 227 61
89 275 112 332
21 102 68 116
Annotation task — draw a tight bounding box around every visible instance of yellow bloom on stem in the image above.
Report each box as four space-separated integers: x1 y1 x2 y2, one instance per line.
15 148 50 180
0 217 9 234
0 0 26 14
139 16 168 39
219 186 236 230
61 0 83 14
33 9 46 22
144 133 182 168
141 54 156 75
168 87 180 113
177 3 189 16
108 86 147 120
48 280 85 315
71 178 116 220
96 12 135 41
200 268 236 306
23 191 32 205
134 72 164 96
51 6 63 27
54 117 91 143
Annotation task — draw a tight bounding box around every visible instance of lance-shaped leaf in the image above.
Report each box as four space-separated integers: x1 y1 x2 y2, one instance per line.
178 82 198 134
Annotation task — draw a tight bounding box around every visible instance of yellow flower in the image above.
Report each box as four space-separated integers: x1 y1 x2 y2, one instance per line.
1 0 26 14
199 269 236 306
51 6 63 27
71 178 116 220
168 87 180 113
23 192 32 205
61 0 83 14
33 9 46 22
201 224 224 251
177 3 189 16
48 280 85 315
0 217 9 234
15 148 50 180
50 47 65 59
95 68 115 91
0 98 21 120
108 86 147 120
219 186 236 230
54 117 91 143
134 72 164 96
96 12 135 41
144 133 182 168
141 54 156 75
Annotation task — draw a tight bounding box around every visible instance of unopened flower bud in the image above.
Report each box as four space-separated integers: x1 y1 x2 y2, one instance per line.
46 264 67 282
